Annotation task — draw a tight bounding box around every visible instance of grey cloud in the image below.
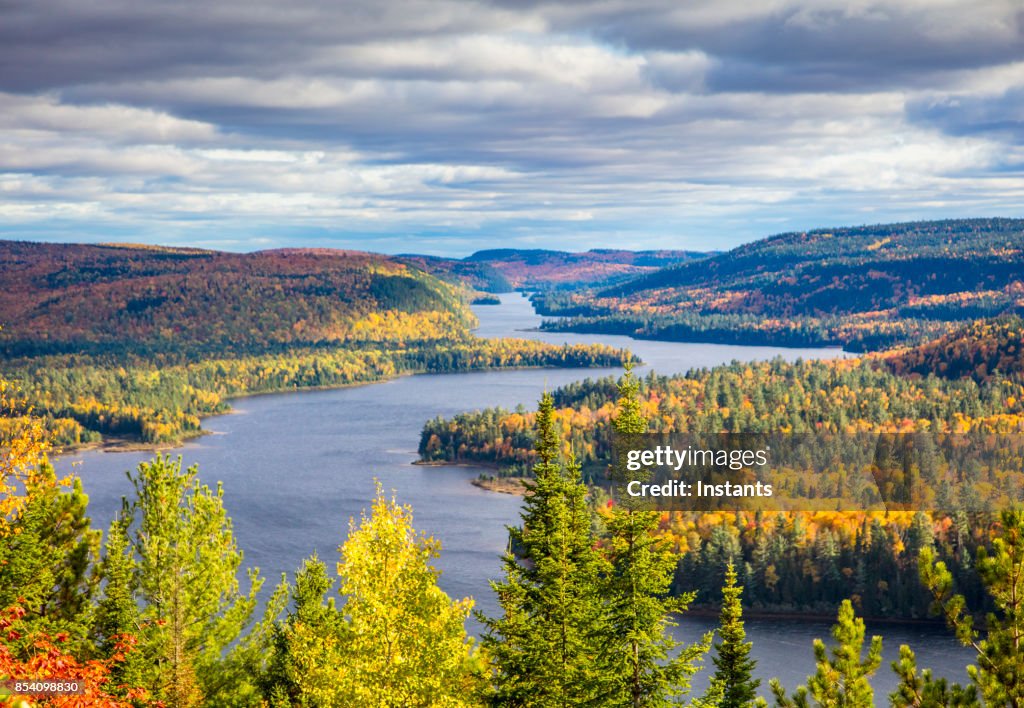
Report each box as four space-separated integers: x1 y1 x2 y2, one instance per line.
908 87 1024 140
0 0 1021 252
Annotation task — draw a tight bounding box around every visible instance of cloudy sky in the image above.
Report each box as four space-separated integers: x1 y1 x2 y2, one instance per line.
1 1 1022 255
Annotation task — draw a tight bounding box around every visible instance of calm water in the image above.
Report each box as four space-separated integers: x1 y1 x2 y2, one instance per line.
55 293 972 695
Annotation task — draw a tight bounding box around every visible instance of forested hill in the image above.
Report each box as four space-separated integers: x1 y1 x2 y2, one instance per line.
404 247 706 291
535 218 1024 351
0 241 476 357
883 315 1024 382
0 240 629 446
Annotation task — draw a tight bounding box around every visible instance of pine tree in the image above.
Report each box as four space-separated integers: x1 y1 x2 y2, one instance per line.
770 599 882 707
334 484 479 707
126 454 263 707
482 392 609 706
602 363 711 707
709 562 760 708
912 509 1024 707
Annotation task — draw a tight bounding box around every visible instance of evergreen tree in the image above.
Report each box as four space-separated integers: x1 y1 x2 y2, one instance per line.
912 509 1024 706
708 562 760 708
482 392 609 706
258 555 349 706
94 509 146 692
602 363 711 707
125 454 263 707
890 644 979 707
0 461 99 652
334 484 479 707
770 600 882 707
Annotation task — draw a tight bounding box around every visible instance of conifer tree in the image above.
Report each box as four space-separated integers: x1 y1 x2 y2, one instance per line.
482 392 609 706
602 363 711 707
908 509 1024 707
770 599 882 707
709 562 760 708
94 510 146 691
258 555 349 706
0 461 99 652
125 454 263 707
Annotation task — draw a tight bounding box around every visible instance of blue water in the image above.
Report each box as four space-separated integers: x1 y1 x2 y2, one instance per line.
54 293 971 695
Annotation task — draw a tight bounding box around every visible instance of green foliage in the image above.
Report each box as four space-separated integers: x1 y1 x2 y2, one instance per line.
257 487 480 707
0 462 99 655
916 509 1024 706
422 351 1024 618
890 644 979 707
601 363 711 707
257 556 351 706
770 600 882 707
709 563 760 708
121 454 263 706
481 392 610 706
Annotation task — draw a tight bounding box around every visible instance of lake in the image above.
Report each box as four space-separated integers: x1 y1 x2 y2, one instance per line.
54 292 973 696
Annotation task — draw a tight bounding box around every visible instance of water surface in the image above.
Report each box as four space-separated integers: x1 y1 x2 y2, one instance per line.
56 293 970 694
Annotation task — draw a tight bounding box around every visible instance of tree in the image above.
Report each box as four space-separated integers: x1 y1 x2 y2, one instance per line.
770 600 882 707
602 362 711 707
709 562 760 708
125 454 263 707
0 376 51 537
257 555 349 706
482 392 609 706
0 605 150 707
909 509 1024 707
0 462 99 654
333 484 479 707
93 509 147 694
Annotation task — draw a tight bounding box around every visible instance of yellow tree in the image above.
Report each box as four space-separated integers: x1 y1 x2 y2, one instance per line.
0 377 52 537
334 484 481 707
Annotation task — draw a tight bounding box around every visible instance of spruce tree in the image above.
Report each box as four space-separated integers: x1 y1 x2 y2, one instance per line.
602 363 711 707
258 555 349 706
709 562 760 708
482 392 608 706
94 509 146 692
0 462 99 651
770 599 882 707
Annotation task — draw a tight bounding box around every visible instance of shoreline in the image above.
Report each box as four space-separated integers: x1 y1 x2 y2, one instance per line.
52 356 629 457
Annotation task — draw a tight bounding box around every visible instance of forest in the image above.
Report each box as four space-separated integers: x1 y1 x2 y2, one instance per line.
0 242 628 446
419 316 1024 619
534 219 1024 351
1 369 1022 706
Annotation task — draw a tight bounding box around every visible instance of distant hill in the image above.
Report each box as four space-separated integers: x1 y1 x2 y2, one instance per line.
882 315 1024 382
0 241 475 357
395 253 514 293
536 218 1024 351
401 248 707 291
465 248 707 289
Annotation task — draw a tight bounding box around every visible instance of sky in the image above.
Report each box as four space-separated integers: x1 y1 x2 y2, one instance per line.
1 0 1022 256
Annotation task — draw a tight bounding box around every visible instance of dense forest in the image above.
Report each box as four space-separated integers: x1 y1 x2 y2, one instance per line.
2 372 1022 705
534 219 1024 351
0 242 628 446
403 247 707 291
419 317 1024 619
